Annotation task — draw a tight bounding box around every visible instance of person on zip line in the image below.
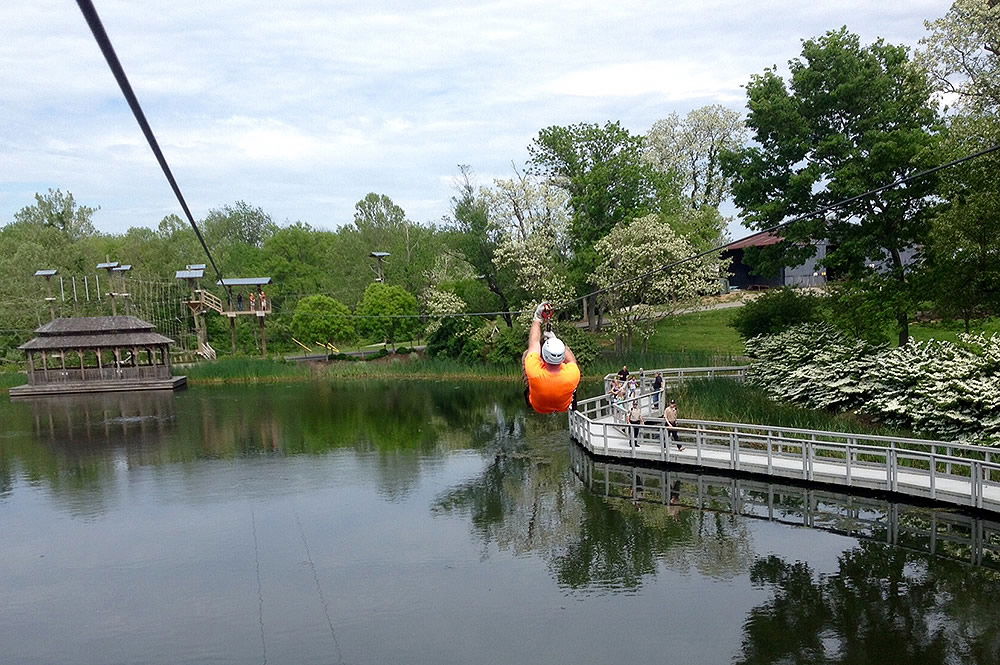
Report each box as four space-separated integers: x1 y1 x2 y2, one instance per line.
522 302 580 414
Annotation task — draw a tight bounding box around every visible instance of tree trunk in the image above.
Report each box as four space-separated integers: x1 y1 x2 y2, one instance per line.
887 246 910 347
587 294 599 332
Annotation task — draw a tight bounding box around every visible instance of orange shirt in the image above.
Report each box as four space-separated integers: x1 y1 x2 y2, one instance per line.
524 352 581 414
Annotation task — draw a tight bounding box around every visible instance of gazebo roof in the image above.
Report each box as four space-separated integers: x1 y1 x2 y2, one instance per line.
19 316 174 351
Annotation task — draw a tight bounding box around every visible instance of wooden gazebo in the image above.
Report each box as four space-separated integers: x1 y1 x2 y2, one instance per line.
10 316 186 398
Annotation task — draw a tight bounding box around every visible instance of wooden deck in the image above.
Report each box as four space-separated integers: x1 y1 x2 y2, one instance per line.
9 375 186 398
570 388 1000 515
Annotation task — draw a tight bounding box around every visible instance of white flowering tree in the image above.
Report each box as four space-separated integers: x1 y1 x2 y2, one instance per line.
483 172 573 306
592 214 725 352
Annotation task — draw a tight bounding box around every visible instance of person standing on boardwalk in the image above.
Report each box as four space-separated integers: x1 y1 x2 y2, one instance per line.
664 399 683 451
522 302 580 414
652 372 663 409
236 292 244 311
627 399 644 448
617 365 630 382
249 291 257 312
259 290 268 312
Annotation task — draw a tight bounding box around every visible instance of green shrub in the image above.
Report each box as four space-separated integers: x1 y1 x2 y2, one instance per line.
731 288 823 339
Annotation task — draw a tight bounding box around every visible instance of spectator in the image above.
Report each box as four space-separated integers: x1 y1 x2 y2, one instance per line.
236 292 244 311
249 291 257 311
259 290 268 311
617 365 629 381
664 400 683 451
652 372 663 409
627 400 643 448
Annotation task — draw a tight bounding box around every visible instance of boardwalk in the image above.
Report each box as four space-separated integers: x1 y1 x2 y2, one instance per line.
570 383 1000 514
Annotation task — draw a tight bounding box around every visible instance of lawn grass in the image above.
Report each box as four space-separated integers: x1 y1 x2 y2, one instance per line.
908 317 1000 344
643 307 745 356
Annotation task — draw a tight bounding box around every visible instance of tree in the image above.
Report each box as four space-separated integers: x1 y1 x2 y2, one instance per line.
592 213 724 351
13 188 98 242
722 28 942 346
290 295 356 346
731 288 824 340
918 0 1000 115
528 121 682 328
355 282 421 349
202 201 276 250
644 104 749 210
484 170 573 307
924 115 1000 329
443 166 518 326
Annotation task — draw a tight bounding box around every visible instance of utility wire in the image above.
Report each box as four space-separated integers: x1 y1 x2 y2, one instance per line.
74 0 228 295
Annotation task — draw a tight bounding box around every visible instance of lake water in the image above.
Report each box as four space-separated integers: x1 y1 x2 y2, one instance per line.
2 381 999 665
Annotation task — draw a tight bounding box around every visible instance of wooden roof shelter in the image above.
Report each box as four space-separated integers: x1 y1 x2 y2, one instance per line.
10 316 186 398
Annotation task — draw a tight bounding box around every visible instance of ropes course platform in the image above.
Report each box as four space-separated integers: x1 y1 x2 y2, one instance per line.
570 371 1000 515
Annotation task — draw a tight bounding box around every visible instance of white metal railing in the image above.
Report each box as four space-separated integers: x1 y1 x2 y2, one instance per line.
569 391 1000 513
603 365 748 400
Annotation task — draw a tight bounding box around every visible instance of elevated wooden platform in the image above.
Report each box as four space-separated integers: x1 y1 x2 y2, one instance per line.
10 376 186 398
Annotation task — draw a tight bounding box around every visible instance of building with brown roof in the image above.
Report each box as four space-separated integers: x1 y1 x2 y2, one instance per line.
10 316 185 398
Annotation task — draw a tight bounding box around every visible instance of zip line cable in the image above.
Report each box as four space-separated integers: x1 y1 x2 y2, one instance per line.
75 0 228 296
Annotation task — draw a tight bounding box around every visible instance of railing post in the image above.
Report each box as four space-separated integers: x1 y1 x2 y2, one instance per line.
730 432 737 470
603 423 608 456
929 455 936 500
767 434 773 474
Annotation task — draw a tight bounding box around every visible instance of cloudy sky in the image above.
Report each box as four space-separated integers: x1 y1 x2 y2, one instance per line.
0 0 948 239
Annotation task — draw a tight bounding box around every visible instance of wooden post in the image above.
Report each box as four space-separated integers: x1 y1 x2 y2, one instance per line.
230 316 237 354
259 314 267 356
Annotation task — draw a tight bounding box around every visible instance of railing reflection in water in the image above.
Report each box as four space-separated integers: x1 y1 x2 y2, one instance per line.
570 444 1000 570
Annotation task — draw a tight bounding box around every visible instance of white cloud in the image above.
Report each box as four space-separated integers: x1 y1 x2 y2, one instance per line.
547 60 745 101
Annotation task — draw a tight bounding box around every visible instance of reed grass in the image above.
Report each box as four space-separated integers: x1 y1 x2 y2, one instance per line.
671 377 923 439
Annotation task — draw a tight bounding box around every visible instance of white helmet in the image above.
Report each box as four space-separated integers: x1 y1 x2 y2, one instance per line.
541 336 566 365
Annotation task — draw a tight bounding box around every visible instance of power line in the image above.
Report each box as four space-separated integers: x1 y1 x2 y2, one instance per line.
74 0 228 295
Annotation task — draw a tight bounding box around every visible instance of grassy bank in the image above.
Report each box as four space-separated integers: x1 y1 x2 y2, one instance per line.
671 377 924 439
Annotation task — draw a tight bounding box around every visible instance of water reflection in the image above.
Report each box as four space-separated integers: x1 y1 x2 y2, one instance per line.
2 382 1000 664
573 451 1000 664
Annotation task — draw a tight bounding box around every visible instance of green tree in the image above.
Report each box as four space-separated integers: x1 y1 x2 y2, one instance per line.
443 166 518 326
731 288 825 340
924 115 1000 329
528 121 681 328
355 282 421 349
722 28 942 346
290 295 355 346
13 188 99 242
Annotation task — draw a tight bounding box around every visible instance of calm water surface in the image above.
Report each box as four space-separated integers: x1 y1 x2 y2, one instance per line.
1 381 999 665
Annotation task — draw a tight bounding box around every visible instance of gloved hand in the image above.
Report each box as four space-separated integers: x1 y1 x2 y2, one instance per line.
543 330 555 340
532 302 550 322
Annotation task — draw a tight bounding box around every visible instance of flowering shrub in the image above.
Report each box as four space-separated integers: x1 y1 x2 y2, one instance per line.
746 323 1000 445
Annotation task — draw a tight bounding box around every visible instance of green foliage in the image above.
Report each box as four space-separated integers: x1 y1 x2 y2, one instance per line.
723 27 941 345
823 280 895 344
552 323 601 367
355 283 421 347
426 316 479 359
13 188 98 241
290 294 355 345
527 121 682 300
731 289 823 340
923 114 1000 329
746 323 1000 443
